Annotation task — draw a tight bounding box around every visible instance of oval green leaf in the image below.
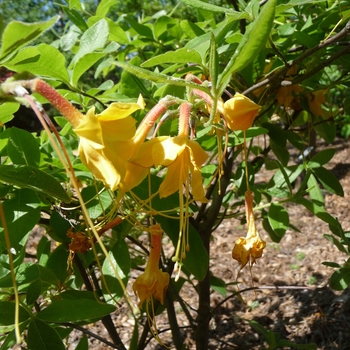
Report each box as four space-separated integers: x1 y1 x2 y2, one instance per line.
0 301 30 325
268 203 289 237
0 164 70 202
102 236 130 303
27 319 65 350
329 268 350 290
37 299 116 323
142 48 202 68
0 16 59 61
8 127 40 166
219 0 276 93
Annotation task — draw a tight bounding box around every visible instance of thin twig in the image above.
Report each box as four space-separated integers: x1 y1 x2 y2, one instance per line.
242 20 350 96
60 322 123 349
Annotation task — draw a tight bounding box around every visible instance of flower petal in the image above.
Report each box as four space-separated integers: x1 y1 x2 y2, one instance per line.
74 108 103 147
78 139 124 191
119 162 149 193
131 137 168 167
152 136 185 166
100 116 137 142
158 159 185 198
97 94 145 121
187 140 208 167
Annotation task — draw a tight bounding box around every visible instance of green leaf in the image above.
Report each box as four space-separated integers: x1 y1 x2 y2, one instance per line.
0 263 59 289
0 320 29 350
37 235 51 266
210 275 227 297
270 140 290 166
307 173 324 206
0 165 70 202
309 148 336 167
0 189 40 250
27 319 65 350
126 16 153 39
71 52 107 86
314 119 336 143
48 210 73 243
0 102 20 124
112 60 206 92
26 279 42 305
329 268 350 290
268 203 289 237
323 234 348 254
180 20 205 39
71 18 109 65
276 0 331 14
156 215 209 281
45 245 69 284
81 187 113 220
75 334 88 350
219 0 276 93
180 0 238 13
263 217 282 243
0 16 59 62
60 290 97 301
62 6 88 32
4 44 69 83
102 237 130 303
312 167 344 196
96 0 116 17
323 261 341 268
7 127 40 166
294 197 337 227
142 48 202 67
263 122 286 148
0 301 30 325
37 299 116 322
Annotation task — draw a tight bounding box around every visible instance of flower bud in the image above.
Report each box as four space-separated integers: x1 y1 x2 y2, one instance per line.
223 94 261 131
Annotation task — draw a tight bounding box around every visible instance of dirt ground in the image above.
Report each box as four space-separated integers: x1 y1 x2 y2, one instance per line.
5 137 350 350
204 138 350 350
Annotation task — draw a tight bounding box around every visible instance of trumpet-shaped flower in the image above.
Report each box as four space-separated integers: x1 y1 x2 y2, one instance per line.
232 190 266 269
218 94 261 131
132 135 208 202
133 224 169 307
74 96 145 190
31 79 146 191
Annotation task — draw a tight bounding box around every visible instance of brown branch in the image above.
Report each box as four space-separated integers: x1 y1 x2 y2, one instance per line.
242 20 350 96
290 44 350 85
194 147 236 350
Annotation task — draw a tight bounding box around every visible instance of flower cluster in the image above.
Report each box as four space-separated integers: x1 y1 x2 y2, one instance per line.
32 76 264 295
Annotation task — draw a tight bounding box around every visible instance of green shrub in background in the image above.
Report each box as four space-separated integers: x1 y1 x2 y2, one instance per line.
0 0 349 349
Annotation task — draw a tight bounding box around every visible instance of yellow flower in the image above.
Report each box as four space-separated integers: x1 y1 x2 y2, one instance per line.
74 96 145 190
132 135 208 202
306 90 327 118
276 84 302 110
218 94 261 131
232 190 266 269
133 224 169 307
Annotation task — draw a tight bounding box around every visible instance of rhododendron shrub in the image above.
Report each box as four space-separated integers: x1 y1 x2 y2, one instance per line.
0 1 349 349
